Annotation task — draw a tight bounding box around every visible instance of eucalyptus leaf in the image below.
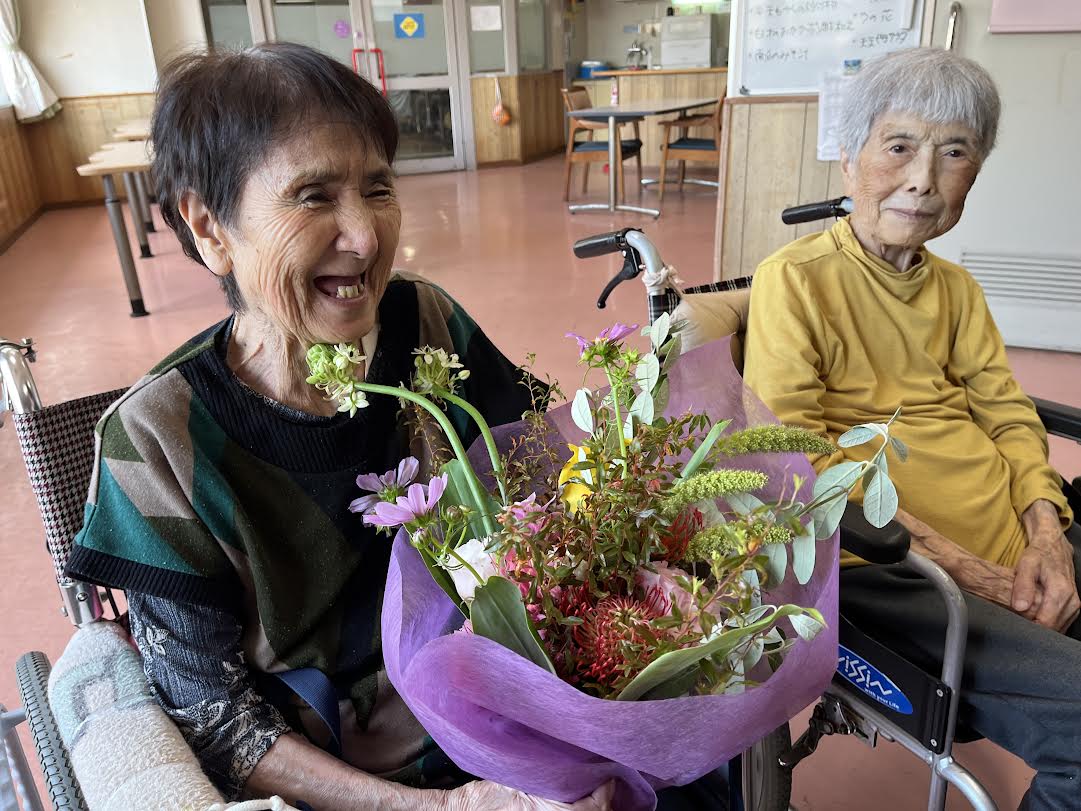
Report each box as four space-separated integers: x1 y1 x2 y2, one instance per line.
442 459 497 542
616 604 817 701
629 389 655 426
571 389 593 434
470 576 556 674
652 377 671 417
725 490 765 516
890 436 909 462
791 521 816 585
764 542 787 585
635 354 661 395
744 637 765 670
811 461 863 540
791 612 826 642
650 312 672 352
660 333 683 374
837 426 877 448
863 468 899 528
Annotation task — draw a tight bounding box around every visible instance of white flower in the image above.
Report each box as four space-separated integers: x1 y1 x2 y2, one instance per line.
444 537 499 602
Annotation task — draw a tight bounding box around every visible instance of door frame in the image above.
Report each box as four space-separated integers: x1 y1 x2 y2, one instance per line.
246 0 475 173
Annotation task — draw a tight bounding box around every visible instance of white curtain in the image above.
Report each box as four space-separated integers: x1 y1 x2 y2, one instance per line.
0 0 60 122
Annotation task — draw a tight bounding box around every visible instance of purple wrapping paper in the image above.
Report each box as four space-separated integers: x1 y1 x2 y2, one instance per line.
381 337 839 811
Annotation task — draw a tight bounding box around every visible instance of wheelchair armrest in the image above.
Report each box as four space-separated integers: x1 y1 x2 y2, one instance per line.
839 502 911 565
1032 396 1081 443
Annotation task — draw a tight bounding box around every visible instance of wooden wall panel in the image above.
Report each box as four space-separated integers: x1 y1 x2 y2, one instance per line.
471 75 522 165
518 71 564 162
0 107 42 249
23 93 155 206
713 97 845 280
471 71 564 166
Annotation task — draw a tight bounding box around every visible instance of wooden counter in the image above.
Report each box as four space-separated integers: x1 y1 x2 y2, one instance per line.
594 67 727 78
572 68 726 167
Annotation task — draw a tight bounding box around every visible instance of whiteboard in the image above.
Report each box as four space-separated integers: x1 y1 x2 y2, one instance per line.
729 0 925 96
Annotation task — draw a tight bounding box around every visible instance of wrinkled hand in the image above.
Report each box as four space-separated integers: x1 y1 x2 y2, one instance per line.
442 780 614 811
1013 501 1079 632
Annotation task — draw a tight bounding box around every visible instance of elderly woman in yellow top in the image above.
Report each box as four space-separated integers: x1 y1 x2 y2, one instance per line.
743 48 1080 809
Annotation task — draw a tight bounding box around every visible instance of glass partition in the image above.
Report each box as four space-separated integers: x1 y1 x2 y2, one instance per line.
271 0 354 65
467 0 505 73
203 0 254 50
516 0 546 71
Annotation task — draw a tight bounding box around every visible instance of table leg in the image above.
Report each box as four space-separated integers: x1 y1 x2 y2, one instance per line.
122 173 152 258
567 114 658 217
134 172 155 232
102 174 149 317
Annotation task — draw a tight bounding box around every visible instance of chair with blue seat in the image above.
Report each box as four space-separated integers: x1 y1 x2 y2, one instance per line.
561 86 643 203
657 98 723 204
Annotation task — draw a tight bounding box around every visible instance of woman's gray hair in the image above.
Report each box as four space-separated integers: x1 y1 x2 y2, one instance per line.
839 48 1001 162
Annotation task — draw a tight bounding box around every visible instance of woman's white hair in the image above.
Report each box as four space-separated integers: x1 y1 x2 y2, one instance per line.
839 48 1001 162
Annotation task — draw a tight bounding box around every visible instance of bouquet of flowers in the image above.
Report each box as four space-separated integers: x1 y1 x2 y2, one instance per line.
306 316 903 810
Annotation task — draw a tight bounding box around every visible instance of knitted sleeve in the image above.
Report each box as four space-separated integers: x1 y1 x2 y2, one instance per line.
128 591 290 799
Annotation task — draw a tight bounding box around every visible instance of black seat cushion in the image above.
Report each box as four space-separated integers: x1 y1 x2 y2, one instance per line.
668 137 717 151
572 139 643 156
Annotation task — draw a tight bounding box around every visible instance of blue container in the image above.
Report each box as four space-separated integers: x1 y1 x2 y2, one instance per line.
578 62 611 79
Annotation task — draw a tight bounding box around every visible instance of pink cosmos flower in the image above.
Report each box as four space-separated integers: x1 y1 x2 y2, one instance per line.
349 457 420 515
565 323 639 356
637 560 695 617
363 473 447 528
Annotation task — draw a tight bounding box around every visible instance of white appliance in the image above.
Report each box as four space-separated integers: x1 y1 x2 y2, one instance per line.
661 14 718 68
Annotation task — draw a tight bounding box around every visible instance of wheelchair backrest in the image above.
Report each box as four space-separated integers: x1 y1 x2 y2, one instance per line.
13 389 128 587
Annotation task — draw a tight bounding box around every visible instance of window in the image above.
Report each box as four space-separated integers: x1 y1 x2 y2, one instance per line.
468 0 505 73
516 0 546 72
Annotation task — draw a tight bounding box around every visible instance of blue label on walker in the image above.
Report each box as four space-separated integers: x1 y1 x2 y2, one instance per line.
836 645 913 715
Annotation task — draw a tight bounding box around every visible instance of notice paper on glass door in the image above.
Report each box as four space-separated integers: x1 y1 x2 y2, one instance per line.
470 5 502 31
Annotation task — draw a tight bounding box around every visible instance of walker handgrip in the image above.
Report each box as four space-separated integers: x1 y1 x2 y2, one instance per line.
781 197 853 225
574 228 638 259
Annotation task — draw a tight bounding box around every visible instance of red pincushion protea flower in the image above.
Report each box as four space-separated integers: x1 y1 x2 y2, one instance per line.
574 596 660 688
659 507 703 561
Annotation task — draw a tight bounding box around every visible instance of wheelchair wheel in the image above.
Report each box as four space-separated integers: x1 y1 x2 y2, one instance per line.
15 651 88 810
740 722 792 811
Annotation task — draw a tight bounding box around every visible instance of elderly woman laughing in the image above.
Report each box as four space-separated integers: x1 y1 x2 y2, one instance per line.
64 43 612 811
744 48 1081 809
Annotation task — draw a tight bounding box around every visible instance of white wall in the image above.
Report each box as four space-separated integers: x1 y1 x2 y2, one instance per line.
923 0 1081 350
585 0 662 67
19 0 157 97
145 0 208 69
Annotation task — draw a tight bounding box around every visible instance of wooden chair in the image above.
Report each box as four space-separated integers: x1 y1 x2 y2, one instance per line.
561 87 643 203
657 96 725 203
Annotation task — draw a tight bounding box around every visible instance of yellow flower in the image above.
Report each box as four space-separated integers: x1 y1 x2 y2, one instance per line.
558 444 596 514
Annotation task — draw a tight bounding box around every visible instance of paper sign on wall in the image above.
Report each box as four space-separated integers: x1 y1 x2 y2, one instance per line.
470 5 502 32
394 13 426 38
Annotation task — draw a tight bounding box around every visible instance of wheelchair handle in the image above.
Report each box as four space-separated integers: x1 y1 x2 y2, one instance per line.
576 229 670 309
573 228 639 259
781 197 853 225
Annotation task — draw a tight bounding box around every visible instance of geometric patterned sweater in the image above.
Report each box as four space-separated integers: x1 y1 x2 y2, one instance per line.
66 276 534 798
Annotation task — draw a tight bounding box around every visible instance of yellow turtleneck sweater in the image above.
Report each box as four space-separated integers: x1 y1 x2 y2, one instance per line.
744 219 1072 568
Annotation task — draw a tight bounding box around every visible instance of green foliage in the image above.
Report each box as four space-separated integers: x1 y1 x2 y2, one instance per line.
661 470 770 517
471 576 556 673
711 425 837 459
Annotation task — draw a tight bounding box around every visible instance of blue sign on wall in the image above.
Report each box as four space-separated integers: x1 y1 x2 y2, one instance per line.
394 13 425 39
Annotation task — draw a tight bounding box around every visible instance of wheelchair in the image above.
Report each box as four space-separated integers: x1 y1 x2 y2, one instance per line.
574 214 1081 811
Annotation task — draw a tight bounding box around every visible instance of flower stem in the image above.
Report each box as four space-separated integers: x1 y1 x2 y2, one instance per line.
604 369 629 471
356 382 496 538
436 389 508 504
444 544 484 586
